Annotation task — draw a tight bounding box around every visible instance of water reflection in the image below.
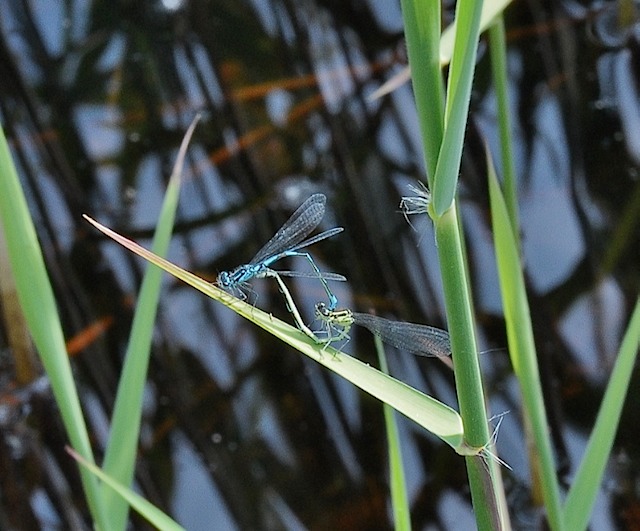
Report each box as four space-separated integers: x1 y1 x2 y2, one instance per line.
0 1 638 529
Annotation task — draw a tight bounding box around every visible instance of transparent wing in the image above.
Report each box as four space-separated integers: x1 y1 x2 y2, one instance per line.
352 313 451 357
250 193 325 265
271 270 347 281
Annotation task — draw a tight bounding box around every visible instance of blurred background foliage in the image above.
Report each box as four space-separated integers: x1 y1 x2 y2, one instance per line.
0 0 639 529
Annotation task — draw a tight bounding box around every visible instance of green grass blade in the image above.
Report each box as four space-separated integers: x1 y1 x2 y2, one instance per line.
487 148 564 530
0 127 108 528
100 116 200 528
400 0 445 182
370 0 513 104
440 0 513 64
563 297 640 530
488 16 519 233
68 447 185 531
83 215 466 450
401 1 513 213
433 0 484 216
376 337 411 531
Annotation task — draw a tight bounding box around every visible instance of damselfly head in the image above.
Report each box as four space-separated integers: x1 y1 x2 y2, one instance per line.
216 270 252 301
216 271 231 288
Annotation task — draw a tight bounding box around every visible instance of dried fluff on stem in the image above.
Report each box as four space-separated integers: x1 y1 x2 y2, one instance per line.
399 181 432 230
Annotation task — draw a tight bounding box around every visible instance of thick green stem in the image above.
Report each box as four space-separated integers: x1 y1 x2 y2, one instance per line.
435 205 502 530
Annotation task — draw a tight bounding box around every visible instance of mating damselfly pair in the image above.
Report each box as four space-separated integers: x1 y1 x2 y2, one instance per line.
217 192 450 358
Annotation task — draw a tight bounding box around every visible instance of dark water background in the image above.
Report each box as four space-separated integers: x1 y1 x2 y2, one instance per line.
1 1 639 529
